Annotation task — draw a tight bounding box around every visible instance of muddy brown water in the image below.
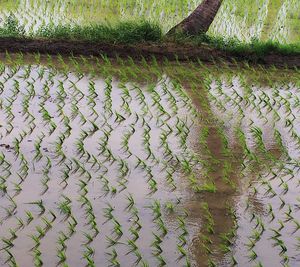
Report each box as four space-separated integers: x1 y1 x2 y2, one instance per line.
0 55 300 267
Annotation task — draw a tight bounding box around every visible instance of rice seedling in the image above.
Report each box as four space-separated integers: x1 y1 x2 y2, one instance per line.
0 50 299 267
1 0 300 44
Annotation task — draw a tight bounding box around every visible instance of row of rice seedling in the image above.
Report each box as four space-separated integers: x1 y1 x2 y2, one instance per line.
0 52 205 266
206 69 300 266
0 52 299 266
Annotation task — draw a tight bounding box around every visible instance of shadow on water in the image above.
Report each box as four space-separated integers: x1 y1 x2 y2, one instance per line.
0 52 299 266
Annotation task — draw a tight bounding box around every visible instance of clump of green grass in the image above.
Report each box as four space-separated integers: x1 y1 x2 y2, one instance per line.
206 36 300 56
169 32 300 56
0 13 25 37
36 20 162 44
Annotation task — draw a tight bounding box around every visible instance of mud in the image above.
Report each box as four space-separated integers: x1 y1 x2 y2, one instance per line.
0 37 300 68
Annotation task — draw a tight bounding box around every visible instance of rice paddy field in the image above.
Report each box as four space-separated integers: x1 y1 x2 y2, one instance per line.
0 1 300 267
0 0 300 43
0 53 298 267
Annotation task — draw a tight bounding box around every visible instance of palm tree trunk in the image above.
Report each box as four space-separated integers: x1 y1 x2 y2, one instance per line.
168 0 223 36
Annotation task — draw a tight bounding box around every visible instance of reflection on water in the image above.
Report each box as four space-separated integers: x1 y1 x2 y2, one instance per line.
207 75 300 266
0 55 299 266
0 62 205 266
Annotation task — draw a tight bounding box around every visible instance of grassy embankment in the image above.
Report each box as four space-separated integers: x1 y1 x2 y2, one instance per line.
0 14 300 57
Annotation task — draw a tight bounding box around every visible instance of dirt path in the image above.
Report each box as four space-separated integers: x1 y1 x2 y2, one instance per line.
0 37 299 68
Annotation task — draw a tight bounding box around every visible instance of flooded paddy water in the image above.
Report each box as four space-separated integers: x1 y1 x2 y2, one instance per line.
0 53 299 266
